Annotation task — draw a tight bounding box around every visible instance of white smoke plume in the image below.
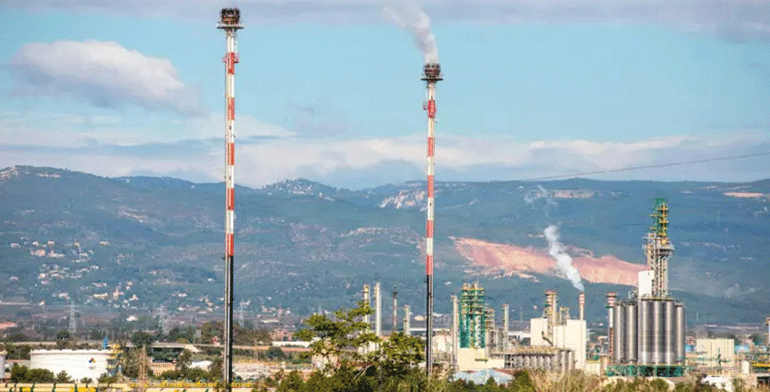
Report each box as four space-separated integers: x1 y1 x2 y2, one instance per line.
383 1 439 64
544 225 584 291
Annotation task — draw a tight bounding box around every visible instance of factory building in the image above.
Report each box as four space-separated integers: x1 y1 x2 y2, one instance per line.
529 290 587 370
29 349 111 381
694 339 736 370
607 198 687 377
454 283 501 371
448 283 585 374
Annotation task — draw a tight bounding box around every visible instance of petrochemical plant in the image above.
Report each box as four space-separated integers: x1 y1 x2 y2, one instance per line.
2 6 770 392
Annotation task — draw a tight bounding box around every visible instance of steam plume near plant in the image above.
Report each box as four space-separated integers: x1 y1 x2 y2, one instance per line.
383 1 439 64
544 225 585 291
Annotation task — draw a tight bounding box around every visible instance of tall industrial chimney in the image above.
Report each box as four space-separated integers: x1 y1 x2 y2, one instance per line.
606 292 617 359
362 284 370 327
579 292 585 321
375 282 382 337
766 316 770 346
217 8 242 388
451 294 459 369
392 286 398 333
421 61 442 379
404 305 411 336
503 304 509 351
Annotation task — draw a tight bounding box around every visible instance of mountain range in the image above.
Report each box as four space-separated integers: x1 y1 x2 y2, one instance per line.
1 165 769 325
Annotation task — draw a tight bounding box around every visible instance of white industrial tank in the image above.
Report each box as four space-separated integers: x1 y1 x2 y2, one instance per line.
29 349 110 381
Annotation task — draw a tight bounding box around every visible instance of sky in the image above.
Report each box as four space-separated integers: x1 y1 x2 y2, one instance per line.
0 0 769 189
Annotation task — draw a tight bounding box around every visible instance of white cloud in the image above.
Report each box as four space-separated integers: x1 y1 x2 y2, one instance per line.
1 123 769 188
6 1 770 40
10 40 203 116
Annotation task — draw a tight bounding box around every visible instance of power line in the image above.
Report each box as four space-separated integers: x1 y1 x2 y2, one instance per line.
523 151 770 182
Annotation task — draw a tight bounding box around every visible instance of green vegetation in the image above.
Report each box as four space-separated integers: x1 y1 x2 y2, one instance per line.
1 166 770 324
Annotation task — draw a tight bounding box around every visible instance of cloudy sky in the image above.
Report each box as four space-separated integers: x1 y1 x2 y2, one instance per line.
1 0 769 188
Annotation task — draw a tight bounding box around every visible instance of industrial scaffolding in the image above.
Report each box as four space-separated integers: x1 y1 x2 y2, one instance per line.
460 282 486 349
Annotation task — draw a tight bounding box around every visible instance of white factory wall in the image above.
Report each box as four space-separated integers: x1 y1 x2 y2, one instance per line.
456 348 504 372
0 353 5 380
530 318 548 346
638 270 653 297
553 320 587 369
433 332 452 354
695 339 735 369
30 350 110 381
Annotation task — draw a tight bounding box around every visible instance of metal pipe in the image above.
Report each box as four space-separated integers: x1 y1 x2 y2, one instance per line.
392 286 398 333
404 305 411 336
375 282 381 337
503 303 509 351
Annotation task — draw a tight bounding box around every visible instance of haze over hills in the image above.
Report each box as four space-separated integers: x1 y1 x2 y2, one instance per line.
0 165 768 325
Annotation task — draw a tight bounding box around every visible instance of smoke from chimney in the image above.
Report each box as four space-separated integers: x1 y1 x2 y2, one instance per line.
544 225 584 291
384 1 439 64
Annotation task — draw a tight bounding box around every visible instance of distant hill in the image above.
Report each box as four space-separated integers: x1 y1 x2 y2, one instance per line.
1 165 768 325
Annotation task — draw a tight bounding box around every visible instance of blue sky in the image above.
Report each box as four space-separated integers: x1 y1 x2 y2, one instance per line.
1 1 769 188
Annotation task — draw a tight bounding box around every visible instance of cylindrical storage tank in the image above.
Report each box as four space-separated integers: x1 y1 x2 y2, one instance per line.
568 350 575 371
625 302 638 363
675 303 686 364
29 349 110 381
664 300 676 364
613 303 625 363
0 353 5 380
652 301 663 365
639 300 650 364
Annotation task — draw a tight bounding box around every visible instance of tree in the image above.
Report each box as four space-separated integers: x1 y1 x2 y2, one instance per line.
56 330 72 349
56 370 73 383
176 349 192 376
209 355 223 381
294 300 379 371
276 370 304 392
131 331 155 353
27 368 56 383
98 374 118 384
265 346 285 361
10 365 29 382
80 377 93 384
375 332 424 378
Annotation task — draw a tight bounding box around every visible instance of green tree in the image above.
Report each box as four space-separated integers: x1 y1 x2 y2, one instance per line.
97 374 118 384
10 365 29 382
56 370 73 383
375 332 424 378
160 370 182 380
27 368 56 383
176 349 192 376
131 331 155 353
80 377 93 384
276 370 304 392
294 300 379 371
56 330 72 349
265 346 285 361
209 355 224 381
